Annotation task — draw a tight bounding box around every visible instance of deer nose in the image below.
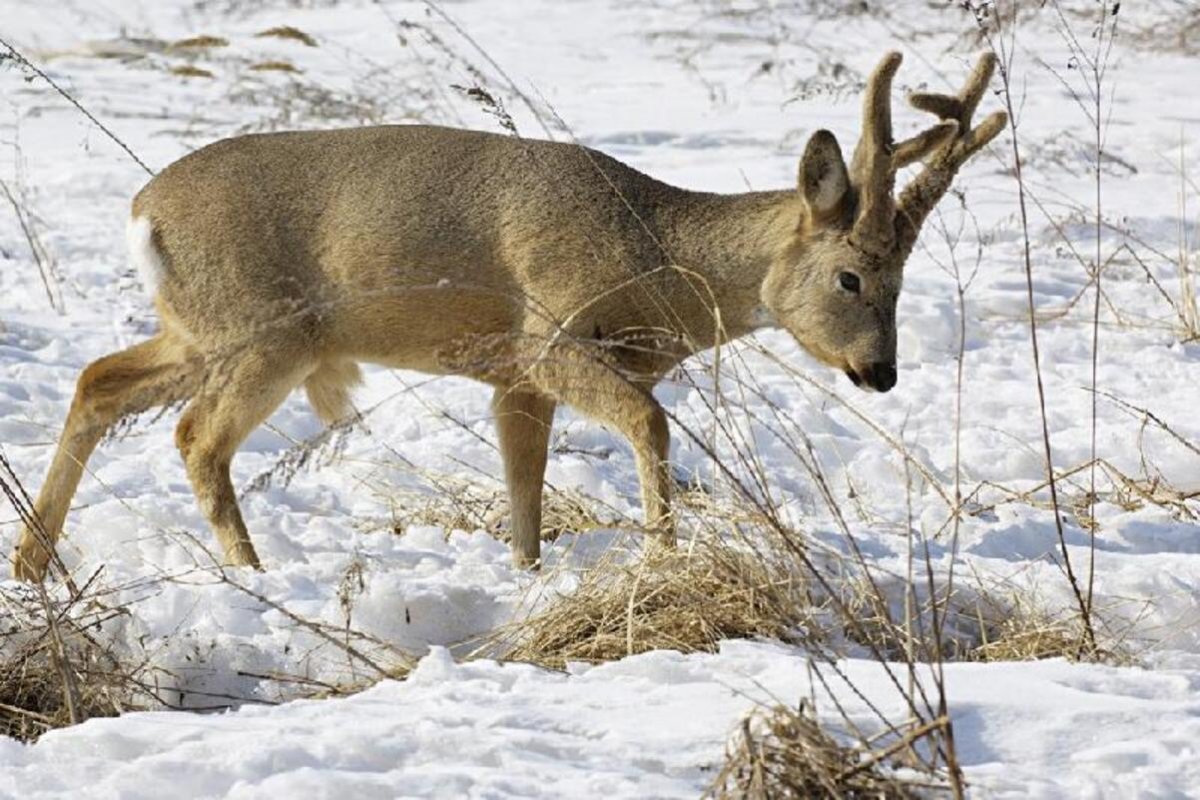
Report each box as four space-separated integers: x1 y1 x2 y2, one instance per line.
866 362 897 392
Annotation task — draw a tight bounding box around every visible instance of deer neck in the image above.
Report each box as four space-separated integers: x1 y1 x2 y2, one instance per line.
654 188 801 344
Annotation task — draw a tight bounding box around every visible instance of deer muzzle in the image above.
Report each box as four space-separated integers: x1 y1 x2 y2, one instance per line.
846 362 897 393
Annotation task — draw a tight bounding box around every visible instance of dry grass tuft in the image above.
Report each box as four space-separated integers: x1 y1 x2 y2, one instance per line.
963 592 1133 664
168 35 229 51
493 537 811 670
0 641 122 742
0 586 147 742
249 60 301 74
255 26 319 47
170 65 216 79
969 612 1082 662
833 570 1134 665
707 704 932 799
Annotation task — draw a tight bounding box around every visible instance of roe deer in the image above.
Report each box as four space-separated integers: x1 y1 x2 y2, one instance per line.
12 52 1005 581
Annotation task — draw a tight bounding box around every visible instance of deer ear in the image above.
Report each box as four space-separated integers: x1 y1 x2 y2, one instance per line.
798 129 850 221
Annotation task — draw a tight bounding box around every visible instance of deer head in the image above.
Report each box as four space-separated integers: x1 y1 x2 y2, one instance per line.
762 51 1007 392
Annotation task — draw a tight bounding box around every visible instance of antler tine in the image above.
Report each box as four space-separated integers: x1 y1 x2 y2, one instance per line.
851 52 903 172
896 53 1008 254
892 121 960 170
849 52 904 253
918 51 997 128
849 52 961 253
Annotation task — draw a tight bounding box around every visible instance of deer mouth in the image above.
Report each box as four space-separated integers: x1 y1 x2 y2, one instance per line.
844 368 864 388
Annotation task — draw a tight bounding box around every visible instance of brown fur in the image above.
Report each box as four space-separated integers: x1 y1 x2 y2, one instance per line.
305 361 363 424
12 52 1005 580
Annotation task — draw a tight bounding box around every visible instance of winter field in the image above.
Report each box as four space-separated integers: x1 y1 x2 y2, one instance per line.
1 0 1199 797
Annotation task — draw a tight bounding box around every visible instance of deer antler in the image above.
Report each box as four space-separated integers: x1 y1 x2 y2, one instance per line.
895 53 1008 255
850 52 960 255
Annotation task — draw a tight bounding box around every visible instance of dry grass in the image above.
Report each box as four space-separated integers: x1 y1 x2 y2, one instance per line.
968 606 1085 662
832 564 1137 665
707 703 937 799
0 584 148 742
0 175 63 314
224 78 399 132
239 662 412 702
491 536 811 670
168 35 229 51
169 65 216 79
249 60 301 74
961 590 1136 664
832 574 917 662
384 477 609 544
256 26 318 47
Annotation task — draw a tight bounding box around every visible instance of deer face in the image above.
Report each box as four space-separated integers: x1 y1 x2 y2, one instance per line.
763 51 1007 394
765 230 902 392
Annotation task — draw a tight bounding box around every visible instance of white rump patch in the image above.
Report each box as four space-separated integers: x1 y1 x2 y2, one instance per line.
127 215 166 296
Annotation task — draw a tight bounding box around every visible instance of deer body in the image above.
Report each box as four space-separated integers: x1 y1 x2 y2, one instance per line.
13 53 1005 581
139 125 793 374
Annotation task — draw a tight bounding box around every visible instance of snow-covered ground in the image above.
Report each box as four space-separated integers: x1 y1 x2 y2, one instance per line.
6 642 1200 798
1 0 1199 797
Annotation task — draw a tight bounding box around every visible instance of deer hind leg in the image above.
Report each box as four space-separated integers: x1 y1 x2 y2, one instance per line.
492 386 556 569
526 343 673 552
175 347 313 569
12 334 202 582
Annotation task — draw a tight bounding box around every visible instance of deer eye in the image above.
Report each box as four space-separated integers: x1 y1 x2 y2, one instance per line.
838 272 861 293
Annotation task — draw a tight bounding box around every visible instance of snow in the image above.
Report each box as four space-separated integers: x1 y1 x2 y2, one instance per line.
4 643 1200 798
1 0 1199 797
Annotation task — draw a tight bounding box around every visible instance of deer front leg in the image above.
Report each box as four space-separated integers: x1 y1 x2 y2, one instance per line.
527 344 674 552
492 387 556 569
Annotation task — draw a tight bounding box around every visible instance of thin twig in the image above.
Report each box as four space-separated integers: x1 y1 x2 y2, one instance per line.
0 35 153 176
